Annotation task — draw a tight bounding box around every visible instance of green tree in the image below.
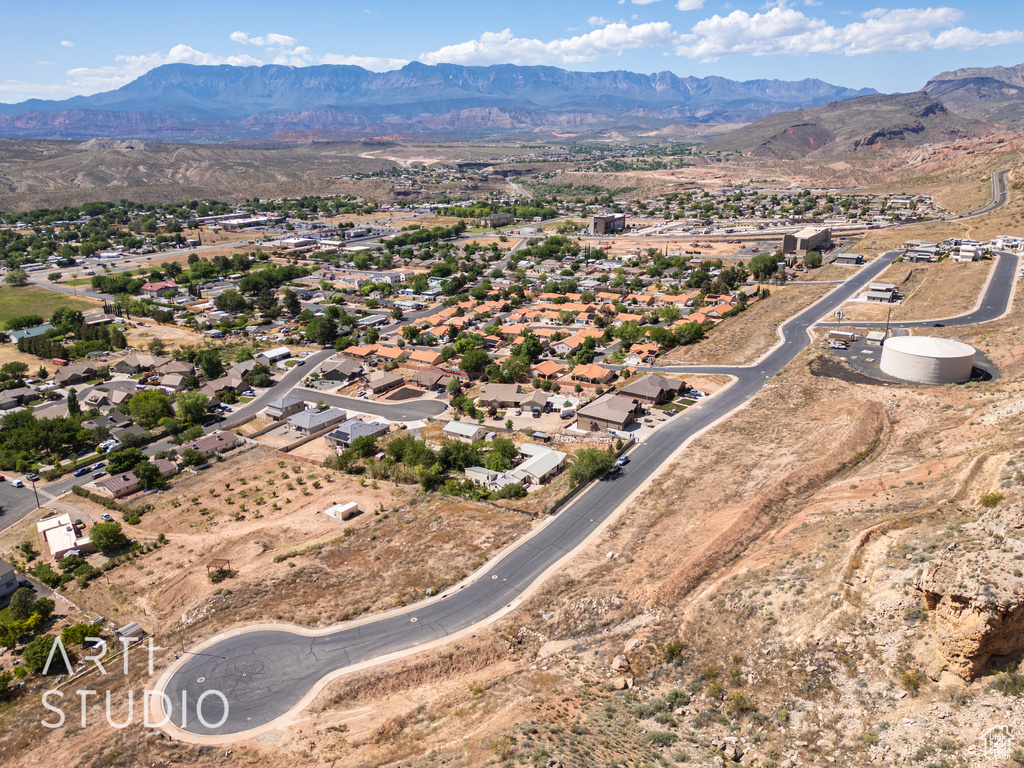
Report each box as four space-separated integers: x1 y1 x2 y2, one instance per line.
50 307 84 332
461 348 490 374
147 338 166 355
214 289 248 313
8 587 36 622
675 321 705 346
128 390 173 428
484 438 517 472
23 635 70 674
107 447 147 474
89 521 129 553
66 387 80 417
176 390 210 425
3 268 29 286
305 316 338 346
195 349 225 380
568 448 615 487
180 447 205 466
803 251 822 268
280 288 301 316
748 253 779 284
132 459 166 490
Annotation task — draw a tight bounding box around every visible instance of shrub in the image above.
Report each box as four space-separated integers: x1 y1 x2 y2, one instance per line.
644 731 677 746
900 669 926 697
980 492 1005 508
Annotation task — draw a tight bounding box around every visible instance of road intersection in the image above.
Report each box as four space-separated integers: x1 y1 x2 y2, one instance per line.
154 245 1018 740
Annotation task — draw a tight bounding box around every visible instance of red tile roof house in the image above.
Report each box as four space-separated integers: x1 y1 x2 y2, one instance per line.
571 364 617 385
140 280 177 298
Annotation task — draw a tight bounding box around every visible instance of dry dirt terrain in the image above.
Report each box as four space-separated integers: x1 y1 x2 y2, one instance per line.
838 258 992 321
5 139 1024 768
661 284 831 366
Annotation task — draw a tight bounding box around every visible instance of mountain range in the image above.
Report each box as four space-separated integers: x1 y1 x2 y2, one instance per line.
0 62 878 141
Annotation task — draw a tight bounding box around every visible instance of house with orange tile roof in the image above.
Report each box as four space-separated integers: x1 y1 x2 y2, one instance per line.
375 345 410 362
531 360 567 380
407 349 443 366
626 343 660 364
571 363 616 384
343 343 381 360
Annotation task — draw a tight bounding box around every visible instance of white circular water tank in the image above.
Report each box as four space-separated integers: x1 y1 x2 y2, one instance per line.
880 335 975 384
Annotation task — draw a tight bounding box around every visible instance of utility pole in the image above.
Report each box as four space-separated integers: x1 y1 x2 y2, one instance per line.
884 304 892 340
30 478 41 510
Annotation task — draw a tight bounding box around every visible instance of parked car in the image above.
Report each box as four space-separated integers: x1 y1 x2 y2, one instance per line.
25 473 40 482
92 471 106 479
10 479 24 488
0 474 4 482
90 462 106 471
100 513 113 522
73 466 91 477
616 456 630 466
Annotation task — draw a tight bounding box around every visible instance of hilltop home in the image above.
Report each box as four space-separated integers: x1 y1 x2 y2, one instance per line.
618 374 684 405
265 395 305 421
576 393 641 432
288 407 347 435
443 420 488 443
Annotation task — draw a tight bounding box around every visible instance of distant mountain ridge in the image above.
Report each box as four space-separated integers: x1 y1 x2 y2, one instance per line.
708 91 994 159
923 62 1024 125
0 62 878 140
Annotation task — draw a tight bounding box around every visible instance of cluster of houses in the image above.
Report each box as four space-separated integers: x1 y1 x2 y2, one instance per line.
902 235 1024 263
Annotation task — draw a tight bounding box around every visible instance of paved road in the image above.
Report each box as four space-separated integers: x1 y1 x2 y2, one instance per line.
157 163 1019 736
158 249 919 736
836 251 1018 331
959 168 1010 220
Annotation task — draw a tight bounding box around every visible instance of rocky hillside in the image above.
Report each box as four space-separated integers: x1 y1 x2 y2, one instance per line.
0 62 877 140
923 62 1024 126
709 91 995 159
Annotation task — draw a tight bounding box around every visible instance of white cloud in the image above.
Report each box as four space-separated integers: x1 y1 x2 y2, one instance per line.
804 0 822 5
675 6 1024 60
229 31 311 65
65 44 264 94
229 31 297 48
419 22 678 66
675 0 705 9
60 40 74 47
319 54 410 71
588 16 610 26
632 0 663 4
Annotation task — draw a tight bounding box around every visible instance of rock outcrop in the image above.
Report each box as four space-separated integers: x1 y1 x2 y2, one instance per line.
916 505 1024 679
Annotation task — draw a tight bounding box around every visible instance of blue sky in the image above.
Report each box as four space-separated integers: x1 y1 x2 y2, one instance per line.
2 0 1022 103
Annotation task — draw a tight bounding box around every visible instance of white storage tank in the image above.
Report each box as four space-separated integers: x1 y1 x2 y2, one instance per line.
880 335 975 384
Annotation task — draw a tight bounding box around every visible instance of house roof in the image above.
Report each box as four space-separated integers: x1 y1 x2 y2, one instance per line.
619 374 683 399
572 363 614 381
577 393 638 423
532 360 566 376
443 420 485 437
288 407 346 431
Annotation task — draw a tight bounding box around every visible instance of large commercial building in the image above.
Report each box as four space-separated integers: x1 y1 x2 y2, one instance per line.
783 226 831 255
590 213 626 236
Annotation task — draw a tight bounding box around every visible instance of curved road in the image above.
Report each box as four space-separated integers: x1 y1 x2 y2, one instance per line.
159 244 1013 738
156 173 1016 738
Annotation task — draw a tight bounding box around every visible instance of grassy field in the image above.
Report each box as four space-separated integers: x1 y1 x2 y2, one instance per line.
0 286 97 330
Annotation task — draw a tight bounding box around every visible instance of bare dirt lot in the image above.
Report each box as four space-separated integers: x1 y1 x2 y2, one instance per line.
661 283 831 365
838 258 992 321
